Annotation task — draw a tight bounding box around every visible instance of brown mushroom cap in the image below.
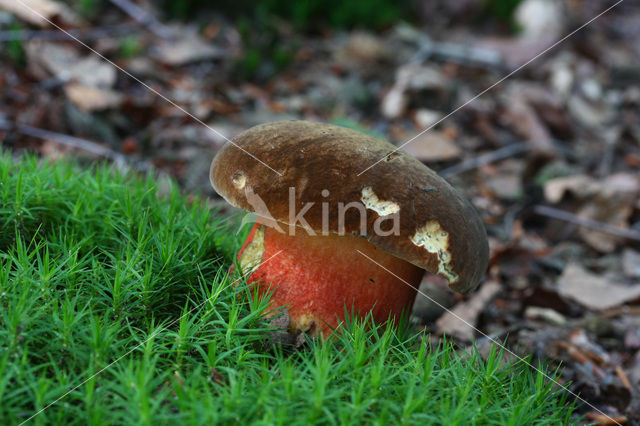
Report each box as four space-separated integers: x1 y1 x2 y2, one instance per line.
211 120 489 293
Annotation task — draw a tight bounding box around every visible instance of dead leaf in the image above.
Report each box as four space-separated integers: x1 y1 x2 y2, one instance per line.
547 54 574 97
524 306 566 325
544 175 600 203
543 173 640 252
436 280 501 341
414 109 442 129
568 329 611 366
64 83 123 112
482 159 525 199
411 275 456 322
616 365 633 391
578 173 640 252
121 137 140 155
334 31 391 73
567 89 616 129
404 65 449 92
381 64 450 119
40 139 73 160
210 367 227 385
401 131 461 162
263 310 308 350
585 412 628 425
476 37 556 70
622 249 640 279
0 0 80 27
501 88 554 154
26 41 116 88
577 198 632 253
153 33 225 66
381 86 407 119
624 325 640 350
514 0 565 41
557 263 640 310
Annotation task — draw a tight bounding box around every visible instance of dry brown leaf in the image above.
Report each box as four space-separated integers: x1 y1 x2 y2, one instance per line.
64 84 123 112
334 31 391 72
622 249 640 279
577 200 632 253
436 280 501 341
40 139 73 160
404 65 449 91
585 413 628 425
567 92 616 129
568 329 611 365
401 131 461 162
514 0 564 40
524 306 566 325
381 64 450 119
476 38 556 69
0 0 80 27
501 90 554 153
578 174 640 252
153 34 225 66
414 109 442 129
544 173 640 252
544 175 600 203
26 41 116 88
210 367 227 385
381 86 407 119
557 263 640 310
483 159 525 199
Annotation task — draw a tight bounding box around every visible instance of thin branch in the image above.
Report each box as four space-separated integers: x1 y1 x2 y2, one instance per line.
108 0 173 39
416 39 504 70
533 205 640 242
397 26 503 70
5 123 151 173
439 142 531 178
16 124 123 161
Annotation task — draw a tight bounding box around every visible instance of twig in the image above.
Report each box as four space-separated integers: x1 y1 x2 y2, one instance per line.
601 305 640 318
3 122 151 173
108 0 173 39
439 142 530 178
615 365 632 391
533 205 640 242
427 41 504 70
0 24 139 42
400 28 504 70
16 124 123 161
596 128 621 178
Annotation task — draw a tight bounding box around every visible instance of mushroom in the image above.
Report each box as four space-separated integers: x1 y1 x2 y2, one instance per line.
210 121 488 336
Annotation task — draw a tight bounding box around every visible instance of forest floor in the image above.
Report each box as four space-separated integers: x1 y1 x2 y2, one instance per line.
1 0 639 423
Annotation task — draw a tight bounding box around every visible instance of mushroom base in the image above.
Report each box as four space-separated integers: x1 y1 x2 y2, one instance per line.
237 223 424 336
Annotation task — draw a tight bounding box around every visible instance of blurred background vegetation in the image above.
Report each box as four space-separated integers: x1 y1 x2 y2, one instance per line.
17 0 523 81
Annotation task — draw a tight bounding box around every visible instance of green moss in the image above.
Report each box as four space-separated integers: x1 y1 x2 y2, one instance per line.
2 24 26 67
0 151 576 424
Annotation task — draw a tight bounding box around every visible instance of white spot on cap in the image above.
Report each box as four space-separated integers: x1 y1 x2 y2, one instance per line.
411 220 459 283
232 172 246 190
361 187 399 216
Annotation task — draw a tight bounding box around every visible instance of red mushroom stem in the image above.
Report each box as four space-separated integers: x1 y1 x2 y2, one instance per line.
237 223 424 336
